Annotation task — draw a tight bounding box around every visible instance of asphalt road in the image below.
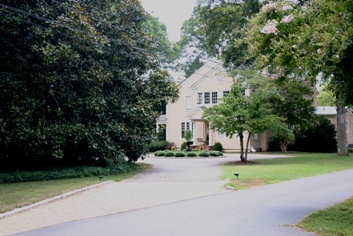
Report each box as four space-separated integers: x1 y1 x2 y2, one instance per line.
15 155 353 236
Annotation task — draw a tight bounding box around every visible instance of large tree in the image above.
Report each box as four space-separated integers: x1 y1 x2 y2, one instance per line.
203 76 293 162
0 0 178 170
242 0 353 156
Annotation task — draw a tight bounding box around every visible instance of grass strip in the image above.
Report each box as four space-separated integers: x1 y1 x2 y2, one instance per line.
297 197 353 236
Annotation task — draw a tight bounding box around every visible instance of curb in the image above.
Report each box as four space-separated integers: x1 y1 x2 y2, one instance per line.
0 181 114 220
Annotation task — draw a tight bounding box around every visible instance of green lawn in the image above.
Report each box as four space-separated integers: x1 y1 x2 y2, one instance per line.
298 197 353 236
221 153 353 189
0 163 151 214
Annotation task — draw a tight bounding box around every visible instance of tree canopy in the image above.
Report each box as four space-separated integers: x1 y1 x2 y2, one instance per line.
0 0 179 170
240 0 353 155
203 75 293 162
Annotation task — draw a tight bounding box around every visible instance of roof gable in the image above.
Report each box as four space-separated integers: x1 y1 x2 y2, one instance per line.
180 59 226 89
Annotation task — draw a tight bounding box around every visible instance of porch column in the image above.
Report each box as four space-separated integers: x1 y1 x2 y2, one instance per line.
209 124 213 146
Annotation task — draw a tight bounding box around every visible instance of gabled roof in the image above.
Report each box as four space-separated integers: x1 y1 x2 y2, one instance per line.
180 58 225 89
187 106 207 120
315 106 336 115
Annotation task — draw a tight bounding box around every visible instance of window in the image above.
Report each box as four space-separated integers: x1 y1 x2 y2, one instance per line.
204 92 210 104
223 91 229 98
197 92 203 105
252 133 258 140
212 92 218 104
181 122 194 138
185 96 192 110
346 120 349 132
217 132 226 139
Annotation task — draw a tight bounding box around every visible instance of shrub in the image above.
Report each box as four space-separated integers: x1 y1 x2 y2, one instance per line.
148 140 169 152
295 117 338 153
181 142 187 151
199 151 209 157
213 142 223 152
155 151 165 156
165 151 175 157
186 152 197 157
268 136 281 152
175 152 185 157
199 145 203 151
349 148 353 153
217 151 223 156
209 151 219 157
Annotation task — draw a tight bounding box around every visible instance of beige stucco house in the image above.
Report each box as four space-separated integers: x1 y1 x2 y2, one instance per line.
161 59 268 152
159 59 353 152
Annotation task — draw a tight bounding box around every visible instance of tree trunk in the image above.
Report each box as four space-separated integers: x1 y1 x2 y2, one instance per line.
239 132 246 162
336 100 348 156
279 137 287 152
244 132 251 163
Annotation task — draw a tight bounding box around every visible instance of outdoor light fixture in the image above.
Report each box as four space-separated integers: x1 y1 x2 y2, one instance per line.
99 175 103 180
234 173 239 178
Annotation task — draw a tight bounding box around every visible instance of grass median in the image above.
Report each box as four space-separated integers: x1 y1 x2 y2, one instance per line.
221 153 353 190
221 152 353 236
0 163 151 214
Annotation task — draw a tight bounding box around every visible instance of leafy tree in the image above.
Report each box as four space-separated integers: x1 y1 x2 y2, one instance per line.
269 80 317 151
0 0 179 170
203 76 293 162
143 15 180 69
242 0 353 156
318 83 336 106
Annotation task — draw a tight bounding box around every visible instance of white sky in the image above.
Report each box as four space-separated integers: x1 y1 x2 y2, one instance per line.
139 0 198 42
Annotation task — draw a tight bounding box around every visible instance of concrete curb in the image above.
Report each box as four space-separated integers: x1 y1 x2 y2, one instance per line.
0 181 114 220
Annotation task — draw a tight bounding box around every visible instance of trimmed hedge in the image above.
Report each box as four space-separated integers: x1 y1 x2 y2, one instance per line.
186 152 197 157
165 151 175 157
155 151 165 156
217 151 223 156
209 151 220 157
0 162 138 184
175 152 185 157
199 151 209 157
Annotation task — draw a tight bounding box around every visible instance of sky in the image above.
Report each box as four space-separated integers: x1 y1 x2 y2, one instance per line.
139 0 198 42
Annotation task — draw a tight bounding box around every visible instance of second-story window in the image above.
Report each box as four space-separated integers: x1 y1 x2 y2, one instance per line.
197 92 203 105
204 92 210 104
185 96 192 110
223 91 229 98
212 92 218 104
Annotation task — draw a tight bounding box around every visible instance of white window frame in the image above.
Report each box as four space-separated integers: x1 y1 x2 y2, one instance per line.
197 92 203 105
223 91 229 98
252 133 258 140
181 122 194 139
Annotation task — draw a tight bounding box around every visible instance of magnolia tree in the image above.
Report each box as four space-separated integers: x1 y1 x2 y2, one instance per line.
241 0 353 156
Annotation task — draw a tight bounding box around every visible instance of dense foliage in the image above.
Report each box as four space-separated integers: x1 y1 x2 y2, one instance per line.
0 0 179 170
295 118 338 153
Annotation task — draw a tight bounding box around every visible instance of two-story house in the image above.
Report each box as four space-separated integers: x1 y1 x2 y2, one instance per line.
163 59 268 151
160 59 353 152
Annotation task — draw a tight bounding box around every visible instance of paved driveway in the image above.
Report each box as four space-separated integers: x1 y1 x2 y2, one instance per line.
1 154 353 236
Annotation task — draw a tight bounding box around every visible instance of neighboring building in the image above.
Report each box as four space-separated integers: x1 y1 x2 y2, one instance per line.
161 59 268 152
158 59 353 152
315 106 353 145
